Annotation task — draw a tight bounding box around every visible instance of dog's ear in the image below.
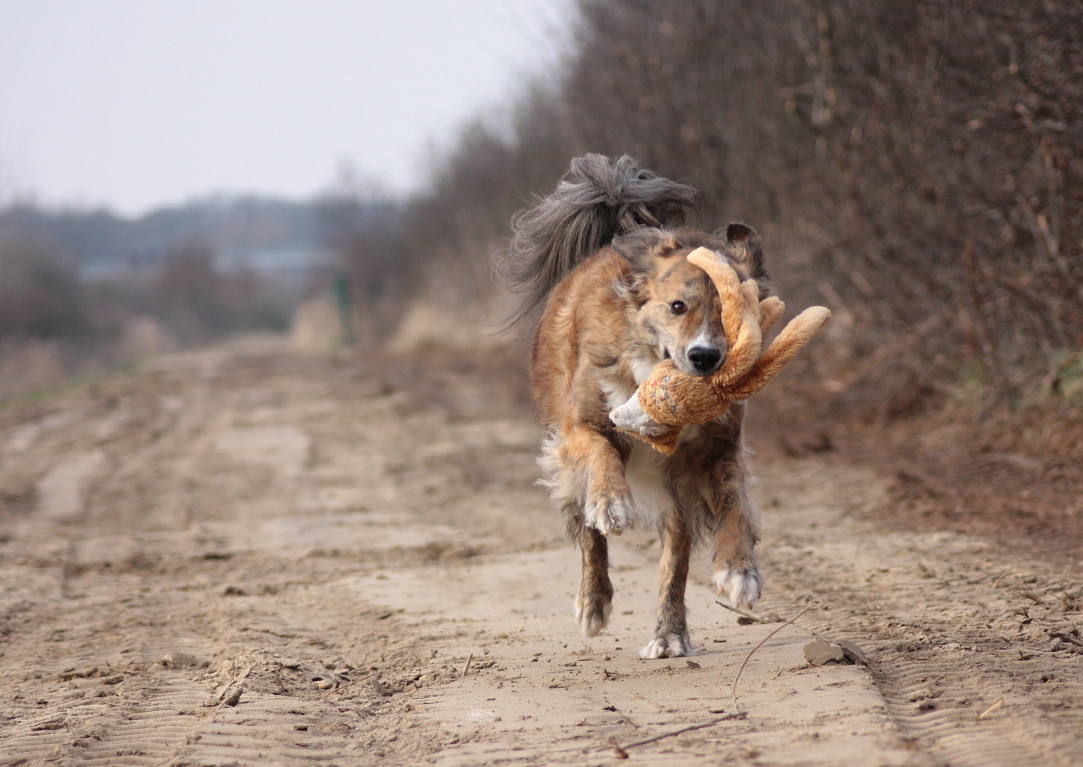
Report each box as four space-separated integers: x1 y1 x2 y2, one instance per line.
720 223 767 283
612 228 681 306
612 228 681 269
614 270 648 306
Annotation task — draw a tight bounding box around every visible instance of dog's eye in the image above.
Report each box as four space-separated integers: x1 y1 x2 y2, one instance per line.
669 301 687 315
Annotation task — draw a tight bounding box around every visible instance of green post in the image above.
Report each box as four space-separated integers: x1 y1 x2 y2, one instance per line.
333 275 353 346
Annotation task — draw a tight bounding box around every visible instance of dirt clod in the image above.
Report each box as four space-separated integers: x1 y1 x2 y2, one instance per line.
804 639 846 666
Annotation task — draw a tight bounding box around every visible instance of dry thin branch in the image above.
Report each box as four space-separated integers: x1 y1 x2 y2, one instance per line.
715 600 784 624
605 705 639 728
731 603 815 711
614 711 748 755
1049 631 1083 649
318 672 377 699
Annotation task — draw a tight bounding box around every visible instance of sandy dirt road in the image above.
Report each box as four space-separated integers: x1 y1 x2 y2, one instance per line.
1 339 1081 766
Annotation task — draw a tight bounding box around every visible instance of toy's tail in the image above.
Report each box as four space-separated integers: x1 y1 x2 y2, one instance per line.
499 154 697 329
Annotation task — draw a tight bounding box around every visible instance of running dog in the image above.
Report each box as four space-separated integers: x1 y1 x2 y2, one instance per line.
504 154 769 658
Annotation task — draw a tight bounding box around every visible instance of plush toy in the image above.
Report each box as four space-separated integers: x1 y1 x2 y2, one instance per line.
610 246 832 454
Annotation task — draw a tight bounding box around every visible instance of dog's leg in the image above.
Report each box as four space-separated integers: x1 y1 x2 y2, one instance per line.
640 508 693 658
575 527 614 637
711 464 763 609
562 423 636 536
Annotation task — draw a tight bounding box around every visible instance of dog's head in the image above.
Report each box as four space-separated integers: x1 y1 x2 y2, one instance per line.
614 224 769 377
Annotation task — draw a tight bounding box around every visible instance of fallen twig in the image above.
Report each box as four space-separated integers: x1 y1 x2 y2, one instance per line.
732 603 814 711
609 738 629 759
1049 631 1083 648
463 653 474 677
319 672 377 699
978 699 1004 720
604 705 639 728
1016 589 1046 605
614 711 747 755
715 600 783 623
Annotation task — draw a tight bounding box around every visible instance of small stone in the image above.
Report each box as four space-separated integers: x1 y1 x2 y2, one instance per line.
313 679 335 690
58 666 99 681
161 652 199 669
804 639 845 666
30 717 66 731
836 639 869 665
220 684 244 707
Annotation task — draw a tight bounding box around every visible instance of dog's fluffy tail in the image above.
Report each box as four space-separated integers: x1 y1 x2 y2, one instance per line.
499 154 697 329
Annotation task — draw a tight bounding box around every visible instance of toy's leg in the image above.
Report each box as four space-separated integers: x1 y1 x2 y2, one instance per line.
640 507 693 658
609 392 670 437
575 527 613 637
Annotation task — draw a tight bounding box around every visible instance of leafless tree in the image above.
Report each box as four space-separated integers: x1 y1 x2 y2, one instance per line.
403 0 1082 404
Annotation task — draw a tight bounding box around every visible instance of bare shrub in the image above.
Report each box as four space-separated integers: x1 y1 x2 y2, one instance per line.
152 238 230 344
0 235 89 340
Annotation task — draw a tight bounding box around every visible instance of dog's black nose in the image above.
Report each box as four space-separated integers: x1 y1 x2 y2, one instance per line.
687 346 722 373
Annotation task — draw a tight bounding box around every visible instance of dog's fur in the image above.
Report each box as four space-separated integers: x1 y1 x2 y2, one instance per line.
504 155 770 658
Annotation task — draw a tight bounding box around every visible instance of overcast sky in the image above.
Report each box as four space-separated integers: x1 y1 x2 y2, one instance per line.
0 0 570 216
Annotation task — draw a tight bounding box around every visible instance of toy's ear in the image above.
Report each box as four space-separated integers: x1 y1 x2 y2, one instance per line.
715 223 763 282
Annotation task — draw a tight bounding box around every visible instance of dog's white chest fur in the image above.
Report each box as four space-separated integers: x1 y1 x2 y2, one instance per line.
595 353 677 526
624 440 670 527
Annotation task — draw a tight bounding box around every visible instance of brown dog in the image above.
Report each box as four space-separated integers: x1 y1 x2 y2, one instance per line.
503 155 770 658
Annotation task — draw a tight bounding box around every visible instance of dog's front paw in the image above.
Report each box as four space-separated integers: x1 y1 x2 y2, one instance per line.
585 495 636 536
713 564 763 610
610 395 669 437
639 633 693 659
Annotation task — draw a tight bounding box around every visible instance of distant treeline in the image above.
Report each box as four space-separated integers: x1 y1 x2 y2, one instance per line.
0 193 396 396
355 0 1082 408
0 195 322 273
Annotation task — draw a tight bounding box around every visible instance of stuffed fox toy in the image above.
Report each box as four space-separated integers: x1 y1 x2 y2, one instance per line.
610 246 832 454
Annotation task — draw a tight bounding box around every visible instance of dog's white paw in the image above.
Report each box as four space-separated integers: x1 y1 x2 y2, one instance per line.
609 396 669 437
585 495 636 536
713 565 763 610
575 597 612 638
639 634 692 659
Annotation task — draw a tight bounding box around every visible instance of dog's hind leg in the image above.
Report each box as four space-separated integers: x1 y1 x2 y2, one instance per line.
640 508 693 658
576 527 614 637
